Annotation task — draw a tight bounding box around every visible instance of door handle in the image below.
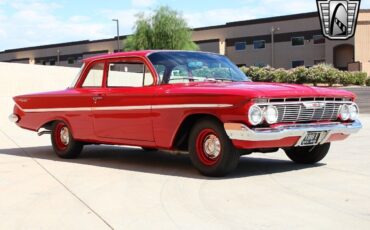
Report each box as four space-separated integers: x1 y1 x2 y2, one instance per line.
93 96 104 103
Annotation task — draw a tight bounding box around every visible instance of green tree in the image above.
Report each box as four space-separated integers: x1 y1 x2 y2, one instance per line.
124 6 198 51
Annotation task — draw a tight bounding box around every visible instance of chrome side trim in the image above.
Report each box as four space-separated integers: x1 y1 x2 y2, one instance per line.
23 107 92 112
20 104 233 113
93 106 151 111
152 104 232 109
224 120 362 145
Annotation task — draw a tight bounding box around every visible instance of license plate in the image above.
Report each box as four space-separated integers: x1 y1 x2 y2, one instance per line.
299 131 325 146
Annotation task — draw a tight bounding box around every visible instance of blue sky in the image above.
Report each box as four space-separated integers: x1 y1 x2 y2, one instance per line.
0 0 369 51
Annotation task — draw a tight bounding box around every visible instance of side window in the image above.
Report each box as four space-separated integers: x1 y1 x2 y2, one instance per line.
169 65 189 83
153 64 165 83
107 61 154 87
82 62 104 87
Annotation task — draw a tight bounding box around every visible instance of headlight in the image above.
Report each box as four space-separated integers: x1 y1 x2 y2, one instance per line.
264 106 278 124
348 104 359 120
248 105 263 125
338 104 350 121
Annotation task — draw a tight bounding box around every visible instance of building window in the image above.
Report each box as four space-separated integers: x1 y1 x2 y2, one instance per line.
49 60 56 66
68 57 75 65
292 60 305 68
253 40 265 49
292 37 304 46
314 60 325 65
235 42 246 51
254 63 267 67
313 35 325 44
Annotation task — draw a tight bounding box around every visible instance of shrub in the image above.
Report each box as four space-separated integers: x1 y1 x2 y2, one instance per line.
241 66 274 82
291 66 308 84
366 77 370 86
272 68 289 83
352 72 367 86
240 64 367 86
339 71 354 86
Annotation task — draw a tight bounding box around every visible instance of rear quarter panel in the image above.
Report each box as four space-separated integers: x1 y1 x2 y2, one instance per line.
13 89 97 140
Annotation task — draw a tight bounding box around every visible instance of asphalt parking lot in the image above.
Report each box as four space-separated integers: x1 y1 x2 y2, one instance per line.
1 87 370 229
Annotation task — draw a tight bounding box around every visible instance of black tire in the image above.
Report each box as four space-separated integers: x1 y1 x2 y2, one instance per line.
188 119 240 177
51 121 83 159
141 147 158 151
284 143 330 164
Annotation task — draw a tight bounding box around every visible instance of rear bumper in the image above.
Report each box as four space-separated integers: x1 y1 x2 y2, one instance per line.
224 120 362 148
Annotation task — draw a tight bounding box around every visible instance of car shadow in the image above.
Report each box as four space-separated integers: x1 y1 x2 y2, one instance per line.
0 145 325 179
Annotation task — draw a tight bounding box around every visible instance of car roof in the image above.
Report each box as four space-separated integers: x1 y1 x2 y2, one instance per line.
83 50 154 63
83 50 218 63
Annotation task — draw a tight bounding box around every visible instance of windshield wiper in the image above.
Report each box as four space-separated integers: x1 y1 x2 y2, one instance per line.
205 78 236 82
168 77 200 82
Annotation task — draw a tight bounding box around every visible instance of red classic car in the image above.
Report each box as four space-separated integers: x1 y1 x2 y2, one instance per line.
10 51 362 176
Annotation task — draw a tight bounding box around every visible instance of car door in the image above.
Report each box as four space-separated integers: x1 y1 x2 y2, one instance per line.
72 61 107 139
92 57 155 141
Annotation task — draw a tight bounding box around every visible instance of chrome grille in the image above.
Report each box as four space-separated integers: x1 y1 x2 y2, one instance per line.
275 103 342 122
257 97 353 123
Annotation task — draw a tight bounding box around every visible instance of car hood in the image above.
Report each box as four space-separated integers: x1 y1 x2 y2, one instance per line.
163 82 355 99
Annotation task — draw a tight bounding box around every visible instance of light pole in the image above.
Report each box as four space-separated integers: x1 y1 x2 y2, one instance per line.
112 19 120 52
57 49 61 65
271 26 280 68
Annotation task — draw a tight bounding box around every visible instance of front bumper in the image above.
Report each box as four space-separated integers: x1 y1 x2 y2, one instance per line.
224 120 362 147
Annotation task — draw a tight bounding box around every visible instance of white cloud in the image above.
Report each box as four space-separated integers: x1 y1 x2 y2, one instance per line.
0 0 111 50
1 0 366 51
184 7 261 28
184 0 318 28
131 0 156 8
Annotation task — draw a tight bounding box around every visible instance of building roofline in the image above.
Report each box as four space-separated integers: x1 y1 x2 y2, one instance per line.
1 9 369 54
193 12 319 31
193 9 370 31
0 35 127 54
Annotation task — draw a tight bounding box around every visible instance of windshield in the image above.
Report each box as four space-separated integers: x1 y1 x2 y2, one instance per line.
148 51 250 84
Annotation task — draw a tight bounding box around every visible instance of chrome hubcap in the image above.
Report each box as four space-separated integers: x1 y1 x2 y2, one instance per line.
60 127 70 145
203 134 221 159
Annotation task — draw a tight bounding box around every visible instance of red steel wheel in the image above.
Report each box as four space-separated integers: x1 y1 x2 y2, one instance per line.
51 121 83 159
53 122 69 151
195 129 222 166
189 119 240 177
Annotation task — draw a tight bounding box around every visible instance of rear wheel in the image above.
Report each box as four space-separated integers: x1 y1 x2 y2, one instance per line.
189 119 240 177
284 143 330 164
51 121 83 159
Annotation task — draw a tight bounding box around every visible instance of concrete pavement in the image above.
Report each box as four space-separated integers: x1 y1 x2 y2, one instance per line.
1 95 370 229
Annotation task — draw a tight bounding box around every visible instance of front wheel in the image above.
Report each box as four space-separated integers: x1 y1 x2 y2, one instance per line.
51 121 83 159
284 143 330 164
189 119 240 177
